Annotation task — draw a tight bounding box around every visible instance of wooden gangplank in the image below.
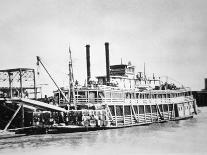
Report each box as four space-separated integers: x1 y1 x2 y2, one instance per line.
8 98 67 112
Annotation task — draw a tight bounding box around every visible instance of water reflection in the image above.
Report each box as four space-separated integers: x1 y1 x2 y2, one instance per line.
0 107 207 155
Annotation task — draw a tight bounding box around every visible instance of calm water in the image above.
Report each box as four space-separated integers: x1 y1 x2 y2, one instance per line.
1 107 207 155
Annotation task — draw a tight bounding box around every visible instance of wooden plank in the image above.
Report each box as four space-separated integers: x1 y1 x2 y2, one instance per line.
123 105 125 126
168 104 170 120
114 105 117 127
131 105 138 123
162 104 165 119
137 105 140 123
150 104 153 122
106 105 115 122
144 104 146 123
156 103 164 120
172 102 175 118
130 105 133 124
20 98 67 112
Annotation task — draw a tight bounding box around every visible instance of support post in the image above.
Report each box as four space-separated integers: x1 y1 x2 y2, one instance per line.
172 102 175 119
131 105 138 123
8 72 13 98
144 104 146 123
114 105 117 127
156 102 159 122
156 103 164 120
137 105 140 123
162 104 165 120
150 104 153 122
107 105 115 122
33 69 37 99
123 105 125 126
19 69 23 98
168 104 170 120
130 105 133 124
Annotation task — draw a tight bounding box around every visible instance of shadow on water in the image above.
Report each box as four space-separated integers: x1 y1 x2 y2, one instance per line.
0 107 206 155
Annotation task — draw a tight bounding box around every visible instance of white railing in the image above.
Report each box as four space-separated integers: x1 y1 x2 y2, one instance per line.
72 98 124 103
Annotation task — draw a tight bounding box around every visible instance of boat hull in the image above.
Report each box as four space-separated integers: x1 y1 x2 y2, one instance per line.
10 115 193 135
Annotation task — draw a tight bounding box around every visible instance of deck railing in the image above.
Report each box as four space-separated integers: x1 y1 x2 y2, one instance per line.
73 98 124 103
58 98 125 105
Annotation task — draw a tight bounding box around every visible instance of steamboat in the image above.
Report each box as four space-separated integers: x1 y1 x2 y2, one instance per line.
0 42 198 135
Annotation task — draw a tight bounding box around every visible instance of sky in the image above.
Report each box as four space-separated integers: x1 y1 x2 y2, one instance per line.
0 0 206 95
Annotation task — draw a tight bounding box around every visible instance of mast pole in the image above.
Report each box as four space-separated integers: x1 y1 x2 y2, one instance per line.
68 46 71 103
68 46 76 110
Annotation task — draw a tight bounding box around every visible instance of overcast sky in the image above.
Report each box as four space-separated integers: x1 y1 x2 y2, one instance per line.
0 0 206 95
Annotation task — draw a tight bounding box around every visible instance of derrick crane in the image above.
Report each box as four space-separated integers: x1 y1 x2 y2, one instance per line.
36 56 70 104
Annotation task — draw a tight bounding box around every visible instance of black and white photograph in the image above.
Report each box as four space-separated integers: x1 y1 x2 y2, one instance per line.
0 0 207 155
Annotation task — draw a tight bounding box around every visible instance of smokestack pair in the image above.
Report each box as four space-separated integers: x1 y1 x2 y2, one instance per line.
85 42 110 85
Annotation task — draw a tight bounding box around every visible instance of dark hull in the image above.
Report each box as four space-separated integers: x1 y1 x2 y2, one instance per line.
9 115 193 135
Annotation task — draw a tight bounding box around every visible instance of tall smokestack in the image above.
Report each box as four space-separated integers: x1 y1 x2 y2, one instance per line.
105 42 110 84
86 44 91 85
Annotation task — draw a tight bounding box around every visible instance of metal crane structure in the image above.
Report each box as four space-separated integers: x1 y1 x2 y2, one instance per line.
36 56 70 105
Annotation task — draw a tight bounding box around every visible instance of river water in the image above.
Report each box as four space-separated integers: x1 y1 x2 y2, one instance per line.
1 107 207 155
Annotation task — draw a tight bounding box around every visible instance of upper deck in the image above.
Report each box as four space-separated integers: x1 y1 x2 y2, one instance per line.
96 62 160 89
53 84 192 107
